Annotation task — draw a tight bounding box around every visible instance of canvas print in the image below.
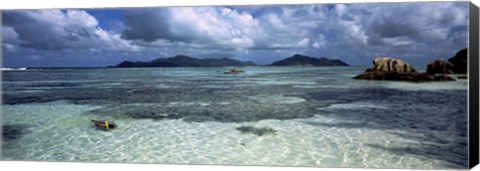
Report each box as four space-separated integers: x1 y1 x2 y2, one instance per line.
0 1 472 169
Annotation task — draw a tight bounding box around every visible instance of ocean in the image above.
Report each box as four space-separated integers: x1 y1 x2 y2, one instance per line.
1 67 468 169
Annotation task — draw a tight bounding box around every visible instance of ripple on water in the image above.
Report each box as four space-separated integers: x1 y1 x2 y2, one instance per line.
249 94 306 104
1 101 468 169
1 67 468 169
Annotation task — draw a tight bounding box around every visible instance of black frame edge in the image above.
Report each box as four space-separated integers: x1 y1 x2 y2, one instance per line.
469 1 480 169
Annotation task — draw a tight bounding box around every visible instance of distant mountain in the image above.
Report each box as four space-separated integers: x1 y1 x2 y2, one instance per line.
270 54 349 66
115 55 257 68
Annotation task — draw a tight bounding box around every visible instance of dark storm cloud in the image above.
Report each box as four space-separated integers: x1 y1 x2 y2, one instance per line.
121 9 190 42
2 26 20 44
360 2 468 46
309 2 469 65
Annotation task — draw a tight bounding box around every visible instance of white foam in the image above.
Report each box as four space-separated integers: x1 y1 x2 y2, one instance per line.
293 85 351 89
249 94 306 104
320 103 390 110
255 80 317 86
217 102 231 105
378 80 468 91
168 102 210 107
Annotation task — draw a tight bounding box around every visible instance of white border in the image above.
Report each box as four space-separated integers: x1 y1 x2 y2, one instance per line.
0 0 478 171
0 161 450 171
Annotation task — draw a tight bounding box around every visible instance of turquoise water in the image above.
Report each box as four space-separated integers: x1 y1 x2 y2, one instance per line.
1 67 468 169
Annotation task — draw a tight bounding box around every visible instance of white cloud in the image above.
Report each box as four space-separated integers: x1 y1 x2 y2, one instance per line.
231 37 255 48
122 6 321 52
381 37 414 47
297 38 310 47
222 8 232 15
340 21 368 46
122 7 266 50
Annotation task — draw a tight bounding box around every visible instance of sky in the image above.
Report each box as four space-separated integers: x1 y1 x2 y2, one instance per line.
1 2 469 67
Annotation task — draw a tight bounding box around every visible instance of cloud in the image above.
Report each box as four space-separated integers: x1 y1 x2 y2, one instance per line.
2 26 20 44
121 6 331 52
297 38 310 47
296 2 469 65
2 43 16 52
122 7 263 49
2 26 20 52
333 2 469 48
1 2 470 67
124 3 469 64
2 10 140 52
118 2 470 65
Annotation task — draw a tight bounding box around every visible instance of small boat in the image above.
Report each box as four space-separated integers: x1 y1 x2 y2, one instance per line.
91 120 117 131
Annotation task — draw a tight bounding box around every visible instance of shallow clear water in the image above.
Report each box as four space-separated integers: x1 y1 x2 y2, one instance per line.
1 67 468 169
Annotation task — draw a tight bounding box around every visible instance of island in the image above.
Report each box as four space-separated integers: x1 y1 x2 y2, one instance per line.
270 54 349 66
115 55 257 68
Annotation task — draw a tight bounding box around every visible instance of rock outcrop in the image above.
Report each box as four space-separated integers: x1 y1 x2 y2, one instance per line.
426 59 454 75
354 71 455 82
425 48 467 76
236 126 277 136
448 48 467 74
368 57 417 74
91 120 117 131
354 57 455 82
224 68 245 74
